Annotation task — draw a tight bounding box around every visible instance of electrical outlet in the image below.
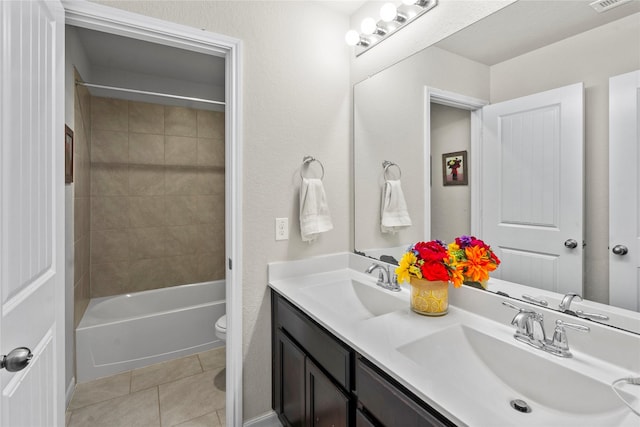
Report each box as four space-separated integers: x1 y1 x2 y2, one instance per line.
275 218 289 241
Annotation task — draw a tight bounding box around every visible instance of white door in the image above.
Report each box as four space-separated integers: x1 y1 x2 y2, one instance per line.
481 83 584 294
609 70 640 311
0 1 65 426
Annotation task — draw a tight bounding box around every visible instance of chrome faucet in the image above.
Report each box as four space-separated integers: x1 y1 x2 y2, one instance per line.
558 292 609 321
559 292 582 312
503 301 589 358
365 263 401 292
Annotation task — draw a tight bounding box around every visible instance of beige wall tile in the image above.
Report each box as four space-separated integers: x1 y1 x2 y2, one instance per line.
73 274 90 328
195 225 216 254
165 169 198 195
129 227 166 260
91 197 129 230
91 229 129 263
129 133 164 165
196 252 224 282
165 136 197 165
129 196 165 228
129 165 164 195
91 165 129 196
166 225 198 257
90 262 129 297
74 196 86 241
197 169 224 196
196 110 224 139
91 130 129 164
165 196 197 226
165 106 197 137
194 196 216 224
196 138 224 166
165 255 199 286
129 101 164 134
129 258 168 292
91 97 128 132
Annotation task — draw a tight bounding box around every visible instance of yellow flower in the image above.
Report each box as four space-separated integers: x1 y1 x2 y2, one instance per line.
396 251 418 283
448 242 460 252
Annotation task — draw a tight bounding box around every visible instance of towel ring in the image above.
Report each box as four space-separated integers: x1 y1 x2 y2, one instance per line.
383 160 401 180
301 156 325 180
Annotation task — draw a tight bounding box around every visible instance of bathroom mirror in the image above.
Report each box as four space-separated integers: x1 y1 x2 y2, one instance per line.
353 0 640 334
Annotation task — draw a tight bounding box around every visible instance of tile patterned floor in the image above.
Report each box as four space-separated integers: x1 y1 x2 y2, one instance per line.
66 347 226 427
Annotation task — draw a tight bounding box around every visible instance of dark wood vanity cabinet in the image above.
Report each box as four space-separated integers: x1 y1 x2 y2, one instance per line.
271 290 455 427
272 292 352 426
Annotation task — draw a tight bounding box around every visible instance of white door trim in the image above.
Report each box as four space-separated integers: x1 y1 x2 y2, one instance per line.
63 1 243 424
424 87 487 239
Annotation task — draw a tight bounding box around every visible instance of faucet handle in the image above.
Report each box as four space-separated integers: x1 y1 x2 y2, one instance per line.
551 319 589 357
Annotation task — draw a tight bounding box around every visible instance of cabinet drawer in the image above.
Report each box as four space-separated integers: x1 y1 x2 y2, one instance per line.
356 358 453 427
275 293 352 390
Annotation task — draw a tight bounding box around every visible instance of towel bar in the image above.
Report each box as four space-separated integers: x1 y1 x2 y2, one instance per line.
382 160 401 180
301 156 325 180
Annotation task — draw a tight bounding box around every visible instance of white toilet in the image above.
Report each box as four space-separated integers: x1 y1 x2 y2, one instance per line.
215 314 227 341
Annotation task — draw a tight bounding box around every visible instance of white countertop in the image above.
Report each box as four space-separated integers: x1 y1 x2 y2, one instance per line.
268 252 640 427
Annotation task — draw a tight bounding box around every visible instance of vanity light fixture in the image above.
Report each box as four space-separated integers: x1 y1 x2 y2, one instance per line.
345 0 438 55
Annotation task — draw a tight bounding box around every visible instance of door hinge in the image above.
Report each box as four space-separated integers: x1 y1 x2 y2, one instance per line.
228 258 232 270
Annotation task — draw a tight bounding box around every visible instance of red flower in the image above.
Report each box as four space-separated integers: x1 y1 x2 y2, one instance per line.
420 261 450 281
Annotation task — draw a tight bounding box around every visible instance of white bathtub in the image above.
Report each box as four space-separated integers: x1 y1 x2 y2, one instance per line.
76 280 225 383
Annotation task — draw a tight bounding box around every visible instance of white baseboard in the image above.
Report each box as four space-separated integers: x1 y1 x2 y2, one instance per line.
244 411 281 427
65 376 76 407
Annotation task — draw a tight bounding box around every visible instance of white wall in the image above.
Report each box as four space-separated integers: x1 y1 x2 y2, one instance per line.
89 0 351 420
490 12 640 303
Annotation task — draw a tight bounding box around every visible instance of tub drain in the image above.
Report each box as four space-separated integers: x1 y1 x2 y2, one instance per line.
510 399 531 413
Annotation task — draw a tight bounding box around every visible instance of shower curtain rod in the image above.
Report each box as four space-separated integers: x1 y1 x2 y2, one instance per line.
75 81 226 106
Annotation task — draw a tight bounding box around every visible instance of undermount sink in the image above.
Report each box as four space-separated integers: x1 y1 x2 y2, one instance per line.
397 324 633 418
299 278 407 321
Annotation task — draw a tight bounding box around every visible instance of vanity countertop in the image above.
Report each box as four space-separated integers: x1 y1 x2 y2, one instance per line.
268 252 640 427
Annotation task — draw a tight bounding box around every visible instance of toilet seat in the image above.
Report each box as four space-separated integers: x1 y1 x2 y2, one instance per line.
215 314 227 341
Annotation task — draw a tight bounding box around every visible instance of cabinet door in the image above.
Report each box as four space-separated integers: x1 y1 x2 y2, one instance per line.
306 358 350 427
275 330 306 427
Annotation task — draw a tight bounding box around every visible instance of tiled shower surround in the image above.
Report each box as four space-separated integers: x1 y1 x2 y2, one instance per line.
88 96 225 297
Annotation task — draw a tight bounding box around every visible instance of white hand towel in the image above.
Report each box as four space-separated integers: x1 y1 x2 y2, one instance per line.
300 178 333 242
381 179 412 233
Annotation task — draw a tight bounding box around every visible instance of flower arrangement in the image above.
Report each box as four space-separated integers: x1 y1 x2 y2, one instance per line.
447 235 501 288
396 240 456 284
395 236 501 288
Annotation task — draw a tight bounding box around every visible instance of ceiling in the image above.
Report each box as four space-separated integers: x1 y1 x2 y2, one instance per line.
436 0 640 66
75 26 226 87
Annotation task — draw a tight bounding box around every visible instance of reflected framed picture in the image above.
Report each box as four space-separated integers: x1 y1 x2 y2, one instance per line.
65 125 73 184
442 150 467 186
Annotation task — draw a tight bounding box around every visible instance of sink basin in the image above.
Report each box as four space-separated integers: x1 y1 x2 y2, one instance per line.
397 324 631 416
299 279 407 321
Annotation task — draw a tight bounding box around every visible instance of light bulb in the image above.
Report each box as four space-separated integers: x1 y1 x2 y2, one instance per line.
380 3 397 22
360 17 377 35
344 30 360 46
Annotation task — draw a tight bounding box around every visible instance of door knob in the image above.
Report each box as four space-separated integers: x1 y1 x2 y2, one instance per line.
564 239 578 249
1 347 32 372
612 245 628 256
